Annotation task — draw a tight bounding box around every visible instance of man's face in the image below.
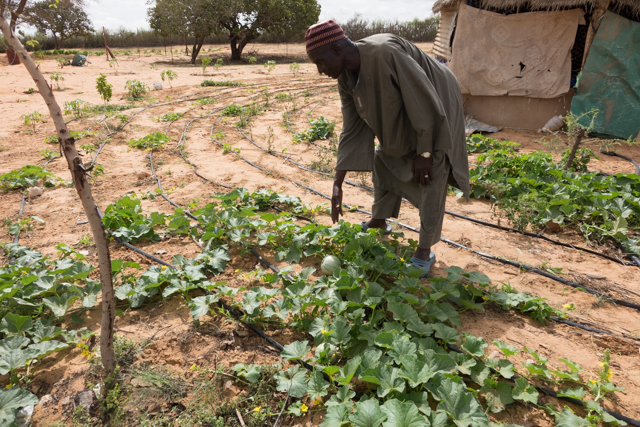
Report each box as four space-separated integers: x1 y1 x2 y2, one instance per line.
308 43 343 79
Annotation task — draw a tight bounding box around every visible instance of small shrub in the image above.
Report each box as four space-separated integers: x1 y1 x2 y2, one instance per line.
248 56 257 64
213 58 223 71
128 132 170 150
293 117 336 143
64 99 85 117
264 60 276 73
201 57 211 74
38 149 58 160
160 70 178 88
96 74 113 104
290 62 300 77
125 80 149 99
109 58 119 74
21 111 46 133
50 72 64 90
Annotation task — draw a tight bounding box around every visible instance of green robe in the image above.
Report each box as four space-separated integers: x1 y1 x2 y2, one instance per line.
336 34 469 247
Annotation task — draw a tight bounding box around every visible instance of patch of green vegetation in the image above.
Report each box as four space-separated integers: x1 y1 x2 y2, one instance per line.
153 113 183 122
470 144 640 254
102 194 166 243
293 117 336 143
128 133 171 150
200 80 244 87
466 134 520 153
0 165 58 191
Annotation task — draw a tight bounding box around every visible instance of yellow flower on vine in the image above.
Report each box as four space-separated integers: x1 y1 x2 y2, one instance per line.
563 304 571 309
5 384 13 389
254 406 261 412
190 364 197 370
301 404 308 413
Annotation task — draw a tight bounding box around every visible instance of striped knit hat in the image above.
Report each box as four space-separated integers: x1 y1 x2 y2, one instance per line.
305 20 346 53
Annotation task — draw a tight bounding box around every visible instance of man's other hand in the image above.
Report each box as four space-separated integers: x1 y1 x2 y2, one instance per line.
412 155 433 186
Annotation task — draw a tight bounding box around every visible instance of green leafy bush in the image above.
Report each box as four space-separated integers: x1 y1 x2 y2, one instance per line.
470 148 640 253
0 165 58 191
293 117 336 143
128 132 170 150
102 194 166 243
96 73 113 104
160 69 178 88
125 79 149 99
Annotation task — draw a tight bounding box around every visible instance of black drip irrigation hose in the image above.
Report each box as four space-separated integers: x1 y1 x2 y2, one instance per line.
177 110 232 190
444 211 634 267
148 150 198 221
601 150 640 175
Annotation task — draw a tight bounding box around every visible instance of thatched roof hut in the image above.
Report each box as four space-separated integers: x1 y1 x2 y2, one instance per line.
431 0 640 138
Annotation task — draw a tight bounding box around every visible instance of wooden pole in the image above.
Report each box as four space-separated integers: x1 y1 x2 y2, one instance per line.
581 0 611 68
1 17 117 378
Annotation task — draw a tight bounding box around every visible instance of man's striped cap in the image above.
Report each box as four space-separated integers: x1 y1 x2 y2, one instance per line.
305 20 346 53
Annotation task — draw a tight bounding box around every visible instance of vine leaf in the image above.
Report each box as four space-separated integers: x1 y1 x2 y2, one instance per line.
349 398 387 427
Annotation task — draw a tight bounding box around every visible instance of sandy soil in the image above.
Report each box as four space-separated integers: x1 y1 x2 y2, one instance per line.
1 42 639 426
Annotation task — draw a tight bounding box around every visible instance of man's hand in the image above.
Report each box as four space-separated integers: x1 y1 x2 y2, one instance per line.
412 154 433 186
332 170 347 223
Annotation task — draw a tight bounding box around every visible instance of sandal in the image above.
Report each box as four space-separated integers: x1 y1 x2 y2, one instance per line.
410 252 436 278
360 221 392 235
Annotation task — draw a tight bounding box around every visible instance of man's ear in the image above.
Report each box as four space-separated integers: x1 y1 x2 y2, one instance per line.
331 42 342 56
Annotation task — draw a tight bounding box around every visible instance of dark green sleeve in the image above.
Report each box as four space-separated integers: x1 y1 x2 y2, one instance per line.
390 50 454 155
336 79 375 171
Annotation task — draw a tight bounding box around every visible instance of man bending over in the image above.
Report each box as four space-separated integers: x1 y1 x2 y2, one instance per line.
305 21 469 277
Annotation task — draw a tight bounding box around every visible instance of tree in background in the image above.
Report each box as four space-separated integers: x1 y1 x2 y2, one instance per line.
217 0 320 60
0 0 28 33
148 0 218 65
24 0 93 49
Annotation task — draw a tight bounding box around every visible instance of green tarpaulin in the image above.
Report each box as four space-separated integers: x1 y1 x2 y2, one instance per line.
571 11 640 140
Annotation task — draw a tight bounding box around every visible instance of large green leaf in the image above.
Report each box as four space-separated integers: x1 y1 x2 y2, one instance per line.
554 408 591 427
281 340 310 362
320 404 350 427
0 314 32 336
326 386 356 408
480 379 513 413
435 379 488 427
188 295 218 320
0 337 30 357
0 387 39 426
307 369 330 401
398 355 436 388
381 399 426 427
28 340 68 360
461 335 487 358
0 349 38 375
512 378 538 405
376 365 405 398
492 340 519 357
275 365 307 398
349 398 387 427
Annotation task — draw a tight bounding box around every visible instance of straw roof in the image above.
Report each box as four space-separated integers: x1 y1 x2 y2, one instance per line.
432 0 640 15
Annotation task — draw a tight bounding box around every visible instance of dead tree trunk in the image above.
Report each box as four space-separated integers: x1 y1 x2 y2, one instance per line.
1 17 117 377
564 127 587 171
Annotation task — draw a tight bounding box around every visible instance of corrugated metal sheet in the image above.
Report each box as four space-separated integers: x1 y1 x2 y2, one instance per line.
433 10 457 61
